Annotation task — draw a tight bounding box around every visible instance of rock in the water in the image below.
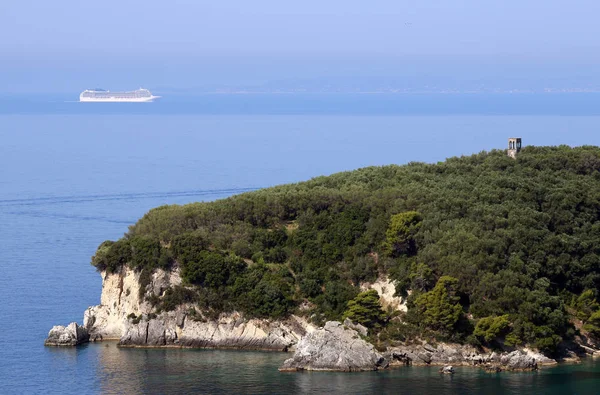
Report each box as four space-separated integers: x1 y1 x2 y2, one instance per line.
483 365 503 373
440 365 455 374
387 343 546 372
279 321 387 372
481 351 538 372
500 351 538 371
523 348 557 366
45 322 90 346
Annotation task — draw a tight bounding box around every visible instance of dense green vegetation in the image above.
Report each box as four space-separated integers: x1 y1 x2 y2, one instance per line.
343 290 387 330
412 276 464 335
91 146 600 352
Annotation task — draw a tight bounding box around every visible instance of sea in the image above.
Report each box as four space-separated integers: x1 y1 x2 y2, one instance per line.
1 93 600 394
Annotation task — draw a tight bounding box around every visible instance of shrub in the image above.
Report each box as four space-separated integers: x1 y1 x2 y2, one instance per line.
129 237 163 270
160 286 198 312
181 251 246 288
91 239 131 273
474 315 510 343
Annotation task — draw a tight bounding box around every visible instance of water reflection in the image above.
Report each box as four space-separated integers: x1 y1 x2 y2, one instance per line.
96 344 295 394
85 343 600 394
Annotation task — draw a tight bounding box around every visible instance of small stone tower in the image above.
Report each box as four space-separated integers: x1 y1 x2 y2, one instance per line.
508 137 522 159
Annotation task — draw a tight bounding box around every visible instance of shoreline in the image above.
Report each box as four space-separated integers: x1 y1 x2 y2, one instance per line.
80 328 600 373
47 264 600 373
81 337 600 368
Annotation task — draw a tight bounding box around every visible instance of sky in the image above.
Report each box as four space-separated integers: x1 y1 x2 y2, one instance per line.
1 0 600 93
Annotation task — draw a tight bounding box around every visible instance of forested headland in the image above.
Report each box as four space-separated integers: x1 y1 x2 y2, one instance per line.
91 145 600 355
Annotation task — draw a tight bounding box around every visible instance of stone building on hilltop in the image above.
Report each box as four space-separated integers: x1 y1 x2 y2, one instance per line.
508 138 522 158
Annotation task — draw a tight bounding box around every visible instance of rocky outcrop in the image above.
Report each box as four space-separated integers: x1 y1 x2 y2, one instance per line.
387 343 554 372
279 321 388 372
83 267 167 341
343 317 368 336
568 334 600 359
497 351 539 371
45 322 90 346
118 311 311 351
81 267 314 350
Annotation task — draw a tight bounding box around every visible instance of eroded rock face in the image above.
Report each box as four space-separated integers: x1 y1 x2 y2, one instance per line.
343 318 368 337
119 311 310 350
279 321 387 372
83 268 150 341
360 276 407 312
45 322 90 346
82 267 314 350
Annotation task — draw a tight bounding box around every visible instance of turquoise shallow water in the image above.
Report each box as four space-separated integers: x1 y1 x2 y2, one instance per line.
2 97 600 393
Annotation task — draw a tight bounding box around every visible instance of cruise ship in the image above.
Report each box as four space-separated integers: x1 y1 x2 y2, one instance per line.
79 88 159 102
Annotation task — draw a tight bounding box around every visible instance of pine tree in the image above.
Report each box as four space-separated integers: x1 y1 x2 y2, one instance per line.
414 276 463 334
343 290 387 329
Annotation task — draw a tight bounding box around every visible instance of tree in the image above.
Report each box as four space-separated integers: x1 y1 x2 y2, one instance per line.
182 251 245 288
583 310 600 338
91 239 131 273
343 290 387 329
383 211 422 257
409 263 435 292
414 276 463 334
573 290 599 322
129 236 163 270
474 315 510 343
245 268 294 318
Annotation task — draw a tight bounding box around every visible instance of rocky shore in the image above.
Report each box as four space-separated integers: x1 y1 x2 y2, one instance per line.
278 320 558 373
386 343 555 372
49 267 315 351
46 267 599 373
279 321 387 372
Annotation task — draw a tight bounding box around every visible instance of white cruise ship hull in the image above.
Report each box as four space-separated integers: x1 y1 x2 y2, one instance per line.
80 96 159 102
79 88 159 102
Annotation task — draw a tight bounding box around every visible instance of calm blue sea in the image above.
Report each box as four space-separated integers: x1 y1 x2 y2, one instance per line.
1 94 600 394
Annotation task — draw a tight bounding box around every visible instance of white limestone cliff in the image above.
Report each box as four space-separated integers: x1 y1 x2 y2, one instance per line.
82 267 315 351
360 276 407 312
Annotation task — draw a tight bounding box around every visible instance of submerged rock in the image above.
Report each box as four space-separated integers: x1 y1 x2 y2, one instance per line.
387 344 543 372
440 365 455 374
279 321 387 372
45 322 90 346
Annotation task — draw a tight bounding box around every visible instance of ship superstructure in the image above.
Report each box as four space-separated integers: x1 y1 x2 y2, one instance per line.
79 88 159 102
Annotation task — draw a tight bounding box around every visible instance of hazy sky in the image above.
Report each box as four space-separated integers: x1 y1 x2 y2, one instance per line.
1 0 599 92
